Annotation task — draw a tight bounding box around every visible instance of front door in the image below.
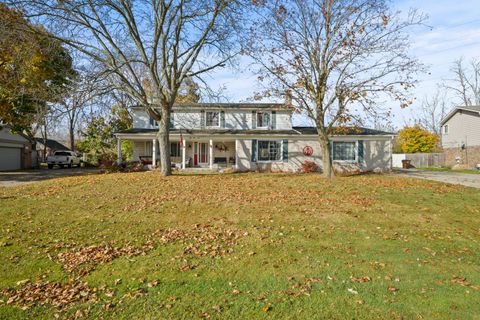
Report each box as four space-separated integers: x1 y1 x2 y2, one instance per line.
198 142 209 165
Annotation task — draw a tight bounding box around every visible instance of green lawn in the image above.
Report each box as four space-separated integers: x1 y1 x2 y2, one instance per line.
0 172 479 319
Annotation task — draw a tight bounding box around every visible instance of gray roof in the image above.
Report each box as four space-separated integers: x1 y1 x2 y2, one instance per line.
35 138 70 150
441 106 480 125
293 126 393 135
132 103 291 111
116 126 393 136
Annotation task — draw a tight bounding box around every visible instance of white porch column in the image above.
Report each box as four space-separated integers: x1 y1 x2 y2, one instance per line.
235 139 239 169
116 138 122 164
152 139 157 167
209 139 213 169
182 138 187 169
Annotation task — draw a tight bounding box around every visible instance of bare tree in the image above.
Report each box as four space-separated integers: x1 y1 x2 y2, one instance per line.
446 58 480 106
418 86 449 135
54 65 112 151
248 0 425 178
13 0 246 176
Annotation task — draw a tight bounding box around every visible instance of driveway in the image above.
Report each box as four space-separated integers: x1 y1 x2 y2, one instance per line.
0 167 100 187
396 169 480 188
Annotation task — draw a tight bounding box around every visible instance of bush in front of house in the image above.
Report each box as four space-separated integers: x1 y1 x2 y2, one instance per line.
100 161 145 173
300 160 319 173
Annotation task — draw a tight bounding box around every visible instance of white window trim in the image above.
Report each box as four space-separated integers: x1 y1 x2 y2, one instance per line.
205 110 220 128
257 139 283 163
256 112 271 129
443 124 449 135
331 141 358 163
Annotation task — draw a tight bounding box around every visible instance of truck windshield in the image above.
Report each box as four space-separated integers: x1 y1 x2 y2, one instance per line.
55 152 71 156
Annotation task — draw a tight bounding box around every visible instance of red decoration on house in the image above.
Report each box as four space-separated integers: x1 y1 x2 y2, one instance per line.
303 146 313 156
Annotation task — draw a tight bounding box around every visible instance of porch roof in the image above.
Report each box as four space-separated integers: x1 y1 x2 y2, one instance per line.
115 126 393 136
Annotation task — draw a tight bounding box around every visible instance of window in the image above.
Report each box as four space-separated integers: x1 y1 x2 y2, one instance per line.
149 118 158 127
257 112 270 128
170 142 181 157
145 141 153 156
444 125 449 135
332 141 356 161
258 140 282 161
206 111 219 127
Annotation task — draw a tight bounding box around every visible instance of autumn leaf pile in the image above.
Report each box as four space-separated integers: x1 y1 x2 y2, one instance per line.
152 224 248 258
57 243 154 275
2 280 97 310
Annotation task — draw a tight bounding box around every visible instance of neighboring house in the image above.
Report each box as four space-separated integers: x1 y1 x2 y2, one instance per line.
35 138 71 161
441 106 480 168
0 125 32 171
114 103 394 173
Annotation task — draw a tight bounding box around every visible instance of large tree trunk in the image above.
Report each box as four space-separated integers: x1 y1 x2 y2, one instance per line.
69 121 75 151
42 128 47 162
157 107 172 176
318 131 334 179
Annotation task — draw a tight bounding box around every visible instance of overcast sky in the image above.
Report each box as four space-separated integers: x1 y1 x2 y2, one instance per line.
205 0 480 129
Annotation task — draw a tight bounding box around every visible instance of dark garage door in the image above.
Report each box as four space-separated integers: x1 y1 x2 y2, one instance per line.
0 147 21 171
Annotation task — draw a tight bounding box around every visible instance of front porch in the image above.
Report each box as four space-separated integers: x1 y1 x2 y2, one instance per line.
117 137 238 170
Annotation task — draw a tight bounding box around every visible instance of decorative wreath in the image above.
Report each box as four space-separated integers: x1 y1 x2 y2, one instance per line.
303 146 314 156
215 143 228 152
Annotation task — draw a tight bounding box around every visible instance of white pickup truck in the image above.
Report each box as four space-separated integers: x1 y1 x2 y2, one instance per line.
47 151 82 169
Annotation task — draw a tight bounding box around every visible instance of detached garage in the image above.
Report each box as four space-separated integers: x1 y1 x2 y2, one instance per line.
0 126 31 171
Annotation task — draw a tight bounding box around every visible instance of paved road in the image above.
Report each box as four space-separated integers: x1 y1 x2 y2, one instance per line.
396 169 480 188
0 168 99 187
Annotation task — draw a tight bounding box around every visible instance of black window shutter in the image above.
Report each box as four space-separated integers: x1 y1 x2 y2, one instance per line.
220 110 226 128
251 139 257 162
169 111 174 129
358 140 364 162
271 111 276 129
252 111 257 129
282 139 288 162
200 110 205 129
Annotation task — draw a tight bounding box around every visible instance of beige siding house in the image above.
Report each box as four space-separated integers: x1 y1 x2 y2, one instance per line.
115 103 394 173
0 125 32 171
441 106 480 168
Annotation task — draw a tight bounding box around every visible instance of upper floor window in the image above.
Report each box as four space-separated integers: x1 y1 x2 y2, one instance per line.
443 125 449 135
149 117 158 127
206 111 220 127
257 112 270 128
332 141 356 161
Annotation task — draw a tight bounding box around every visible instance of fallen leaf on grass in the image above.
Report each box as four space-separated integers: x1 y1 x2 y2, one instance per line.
387 286 399 292
350 276 371 283
261 304 272 312
347 288 358 295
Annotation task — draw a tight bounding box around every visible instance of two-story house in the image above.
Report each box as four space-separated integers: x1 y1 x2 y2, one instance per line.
114 103 394 172
441 106 480 168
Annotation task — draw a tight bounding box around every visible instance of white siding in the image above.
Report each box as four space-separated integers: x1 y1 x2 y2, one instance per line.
133 109 292 130
236 137 392 173
442 110 480 148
